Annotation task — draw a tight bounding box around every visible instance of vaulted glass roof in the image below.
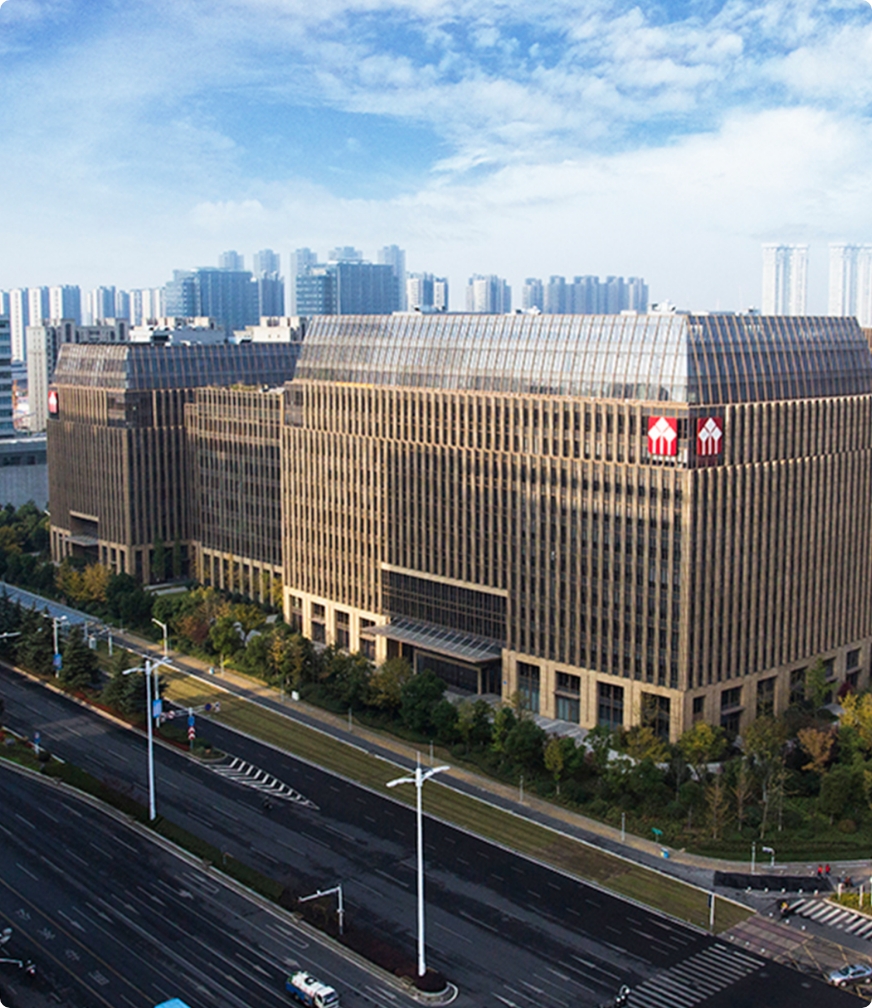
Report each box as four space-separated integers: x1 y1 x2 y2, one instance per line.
296 313 872 404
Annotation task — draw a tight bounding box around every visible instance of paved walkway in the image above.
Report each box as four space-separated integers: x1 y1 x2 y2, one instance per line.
107 627 872 899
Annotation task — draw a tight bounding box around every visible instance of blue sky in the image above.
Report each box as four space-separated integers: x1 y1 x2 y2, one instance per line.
0 0 870 310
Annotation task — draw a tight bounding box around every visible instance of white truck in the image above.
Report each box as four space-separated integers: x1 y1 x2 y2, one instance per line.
286 970 340 1008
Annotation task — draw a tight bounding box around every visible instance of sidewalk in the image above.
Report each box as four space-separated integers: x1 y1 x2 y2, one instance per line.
113 628 872 896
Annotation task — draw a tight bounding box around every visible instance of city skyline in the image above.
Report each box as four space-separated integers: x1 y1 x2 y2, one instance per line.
1 2 872 312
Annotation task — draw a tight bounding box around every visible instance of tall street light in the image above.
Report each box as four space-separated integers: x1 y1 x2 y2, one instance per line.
42 613 67 677
152 617 168 659
387 754 449 978
123 657 171 821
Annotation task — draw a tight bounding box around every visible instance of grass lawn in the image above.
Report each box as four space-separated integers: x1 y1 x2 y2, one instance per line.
162 671 750 934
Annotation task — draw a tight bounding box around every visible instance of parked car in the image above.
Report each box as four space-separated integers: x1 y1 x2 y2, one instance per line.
828 963 872 987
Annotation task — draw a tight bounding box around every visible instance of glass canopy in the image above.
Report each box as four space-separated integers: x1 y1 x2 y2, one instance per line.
296 313 872 404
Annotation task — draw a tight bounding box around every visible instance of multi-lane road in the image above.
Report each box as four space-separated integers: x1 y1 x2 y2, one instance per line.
0 665 858 1008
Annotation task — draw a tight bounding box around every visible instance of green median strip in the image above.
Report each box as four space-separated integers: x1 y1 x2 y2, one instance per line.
164 672 752 934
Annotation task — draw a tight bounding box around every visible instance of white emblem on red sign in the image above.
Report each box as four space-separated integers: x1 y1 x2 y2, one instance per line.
47 389 58 415
647 416 678 456
696 416 723 456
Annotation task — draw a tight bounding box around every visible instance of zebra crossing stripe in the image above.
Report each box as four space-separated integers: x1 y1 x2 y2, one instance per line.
205 756 318 809
788 898 872 939
627 943 761 1008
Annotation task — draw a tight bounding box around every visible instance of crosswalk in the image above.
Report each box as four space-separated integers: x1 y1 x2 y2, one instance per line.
787 898 872 939
206 756 319 809
626 943 761 1008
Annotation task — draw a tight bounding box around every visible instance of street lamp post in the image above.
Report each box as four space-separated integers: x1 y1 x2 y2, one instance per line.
42 613 67 676
152 618 168 659
123 656 172 821
387 754 449 978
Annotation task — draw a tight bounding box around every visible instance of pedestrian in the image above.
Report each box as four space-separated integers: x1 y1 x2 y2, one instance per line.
209 665 214 675
817 865 823 879
825 864 831 877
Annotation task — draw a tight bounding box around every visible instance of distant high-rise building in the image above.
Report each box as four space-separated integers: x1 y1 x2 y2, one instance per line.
762 244 808 315
569 276 599 313
466 275 511 313
164 268 257 333
295 260 399 315
254 249 281 277
328 246 363 263
219 250 245 271
377 245 406 310
253 249 284 316
129 287 166 325
406 273 434 311
828 243 872 327
544 276 567 314
49 286 81 324
27 287 50 326
8 289 28 362
522 278 544 311
289 249 319 315
433 277 449 312
88 286 117 324
0 316 13 437
114 289 131 321
625 277 649 313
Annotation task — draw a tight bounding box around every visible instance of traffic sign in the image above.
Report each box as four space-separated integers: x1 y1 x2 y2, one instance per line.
187 725 195 741
187 714 195 727
152 699 163 719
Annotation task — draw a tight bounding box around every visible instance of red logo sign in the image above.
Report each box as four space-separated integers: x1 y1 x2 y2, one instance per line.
647 416 678 456
47 389 58 415
696 416 723 456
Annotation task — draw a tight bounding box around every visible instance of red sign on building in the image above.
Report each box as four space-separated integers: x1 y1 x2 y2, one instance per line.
647 416 678 456
696 416 723 456
47 389 58 416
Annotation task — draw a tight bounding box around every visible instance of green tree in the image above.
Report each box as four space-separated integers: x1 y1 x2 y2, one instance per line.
819 764 860 824
544 736 566 795
503 718 546 773
744 716 788 838
324 649 372 710
804 659 831 710
208 614 245 658
399 670 445 734
59 626 100 689
678 721 726 782
269 630 319 688
491 706 517 753
16 608 54 676
369 657 413 714
586 723 616 770
431 698 460 744
456 697 493 753
624 725 669 764
101 651 147 715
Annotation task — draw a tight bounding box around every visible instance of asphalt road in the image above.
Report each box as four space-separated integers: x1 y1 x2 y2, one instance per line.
0 666 859 1008
0 764 420 1008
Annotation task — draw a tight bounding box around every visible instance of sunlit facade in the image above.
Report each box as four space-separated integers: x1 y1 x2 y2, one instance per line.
284 313 872 739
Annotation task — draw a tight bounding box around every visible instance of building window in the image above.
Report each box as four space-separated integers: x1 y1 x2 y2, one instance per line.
692 696 705 722
312 602 325 619
756 677 776 718
311 621 325 644
823 657 835 680
517 662 540 714
641 692 670 740
335 610 350 650
846 670 860 692
847 648 861 670
721 686 742 734
359 618 376 659
556 671 580 694
789 667 807 705
598 682 624 730
555 695 580 724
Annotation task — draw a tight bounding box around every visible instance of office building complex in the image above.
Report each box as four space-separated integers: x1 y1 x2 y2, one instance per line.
0 318 13 439
466 275 511 313
253 249 285 318
130 288 166 326
762 244 808 316
522 278 544 312
828 243 872 327
47 342 300 583
88 286 118 324
27 319 128 432
0 316 46 507
187 386 284 604
283 312 872 739
219 250 245 271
